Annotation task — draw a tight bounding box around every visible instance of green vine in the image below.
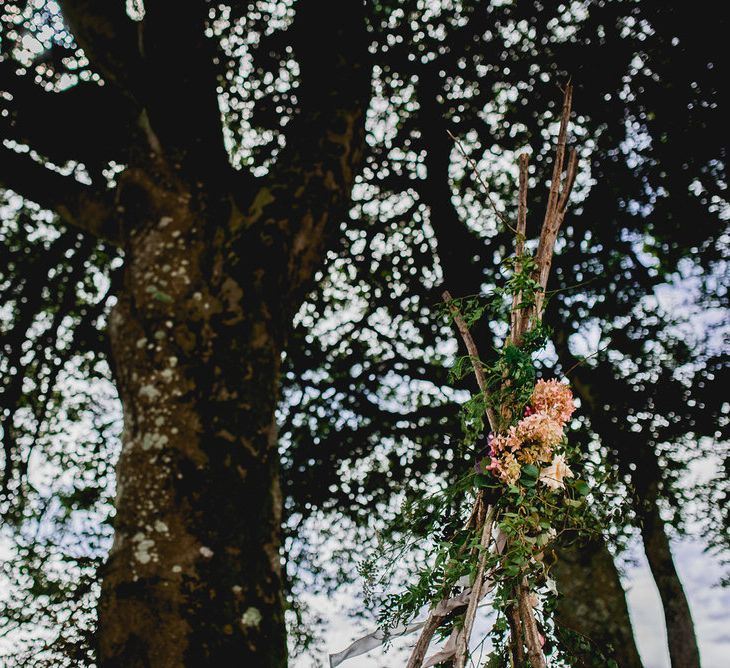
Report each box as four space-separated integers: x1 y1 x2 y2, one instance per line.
360 249 603 665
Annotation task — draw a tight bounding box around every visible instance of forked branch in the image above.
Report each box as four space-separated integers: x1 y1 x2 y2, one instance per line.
515 82 578 340
0 146 119 244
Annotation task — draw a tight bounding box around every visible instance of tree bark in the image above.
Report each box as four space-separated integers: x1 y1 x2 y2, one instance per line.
99 177 288 666
6 2 374 664
553 537 644 668
634 471 701 668
94 20 370 648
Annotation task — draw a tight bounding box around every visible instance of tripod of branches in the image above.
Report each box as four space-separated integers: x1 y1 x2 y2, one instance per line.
407 83 578 668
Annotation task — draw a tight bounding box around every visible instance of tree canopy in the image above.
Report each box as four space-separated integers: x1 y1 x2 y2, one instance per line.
0 1 727 666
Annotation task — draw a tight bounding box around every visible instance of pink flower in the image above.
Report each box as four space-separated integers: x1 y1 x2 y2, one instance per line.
530 379 575 426
490 428 521 454
516 412 564 448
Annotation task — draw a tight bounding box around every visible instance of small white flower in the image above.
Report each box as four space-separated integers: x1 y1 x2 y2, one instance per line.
539 454 574 490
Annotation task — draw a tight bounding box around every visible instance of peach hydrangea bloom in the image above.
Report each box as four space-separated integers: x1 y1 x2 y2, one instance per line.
489 427 521 454
530 379 575 425
486 379 576 485
516 440 553 465
497 452 521 485
516 412 564 448
539 454 574 490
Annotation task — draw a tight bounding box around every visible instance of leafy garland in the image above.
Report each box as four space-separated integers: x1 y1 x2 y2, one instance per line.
356 85 605 667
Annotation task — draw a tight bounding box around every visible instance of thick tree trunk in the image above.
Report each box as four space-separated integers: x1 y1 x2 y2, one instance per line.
553 537 644 668
0 1 370 664
635 475 701 668
99 180 287 666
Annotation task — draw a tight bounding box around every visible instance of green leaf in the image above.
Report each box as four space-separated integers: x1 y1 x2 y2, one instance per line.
522 464 539 479
575 480 591 496
474 473 494 488
504 564 520 578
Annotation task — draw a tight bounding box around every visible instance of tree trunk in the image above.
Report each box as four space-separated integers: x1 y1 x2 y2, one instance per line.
549 330 696 667
98 177 287 666
635 473 701 668
553 537 644 668
0 1 370 663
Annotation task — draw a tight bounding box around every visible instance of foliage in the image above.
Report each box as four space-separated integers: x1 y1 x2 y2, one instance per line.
361 244 607 663
0 0 727 664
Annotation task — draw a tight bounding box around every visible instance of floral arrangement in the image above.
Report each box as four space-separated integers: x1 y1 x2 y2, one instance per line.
482 379 576 487
337 85 604 668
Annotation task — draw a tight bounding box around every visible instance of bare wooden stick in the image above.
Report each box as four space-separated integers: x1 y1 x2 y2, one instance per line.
535 84 574 275
404 293 498 668
516 153 529 250
540 83 573 237
518 579 547 668
533 146 578 318
557 147 579 215
442 290 497 431
508 603 526 666
515 83 577 336
405 611 448 668
462 490 483 532
507 85 577 668
410 84 579 668
453 505 495 668
405 499 490 668
510 153 530 343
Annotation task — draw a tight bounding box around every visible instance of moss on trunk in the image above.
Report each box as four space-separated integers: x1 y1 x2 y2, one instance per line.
99 183 287 667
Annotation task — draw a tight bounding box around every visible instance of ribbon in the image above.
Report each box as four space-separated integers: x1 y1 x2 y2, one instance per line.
328 529 506 667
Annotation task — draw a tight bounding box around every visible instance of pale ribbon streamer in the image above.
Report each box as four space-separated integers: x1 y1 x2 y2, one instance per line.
329 530 506 667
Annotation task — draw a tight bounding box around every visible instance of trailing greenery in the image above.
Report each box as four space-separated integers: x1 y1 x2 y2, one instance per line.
360 252 610 663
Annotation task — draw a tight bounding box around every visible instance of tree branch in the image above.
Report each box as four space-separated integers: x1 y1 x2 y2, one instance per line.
231 0 371 315
518 579 547 668
533 84 577 317
135 0 230 180
514 83 578 338
57 0 142 95
417 66 493 293
508 604 526 665
405 610 449 668
442 290 498 431
453 505 495 668
0 146 119 243
510 153 530 341
0 60 138 169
